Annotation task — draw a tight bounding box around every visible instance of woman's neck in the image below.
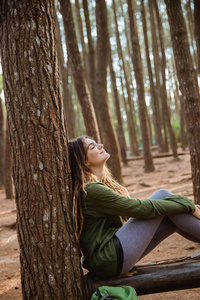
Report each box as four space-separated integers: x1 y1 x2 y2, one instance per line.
90 166 104 181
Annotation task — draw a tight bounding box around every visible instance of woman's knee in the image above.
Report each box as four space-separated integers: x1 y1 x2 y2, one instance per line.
149 189 173 200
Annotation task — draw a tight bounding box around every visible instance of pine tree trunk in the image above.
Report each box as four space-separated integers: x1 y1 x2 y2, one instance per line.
74 0 89 83
119 75 136 155
127 0 154 172
112 0 139 156
95 0 123 182
0 97 4 189
55 14 76 139
165 0 200 204
4 123 14 199
180 95 186 151
82 0 96 103
0 1 88 298
185 1 198 68
148 0 168 152
194 0 200 74
140 0 164 152
154 0 179 160
59 0 100 142
109 46 128 165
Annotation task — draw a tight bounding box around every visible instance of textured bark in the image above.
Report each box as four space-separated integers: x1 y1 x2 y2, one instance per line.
165 0 200 203
112 0 139 156
194 0 200 74
0 97 4 188
109 45 128 165
0 1 87 298
55 13 76 139
127 0 154 172
4 123 14 199
95 0 123 182
59 0 100 142
82 0 96 103
154 0 179 160
140 0 164 152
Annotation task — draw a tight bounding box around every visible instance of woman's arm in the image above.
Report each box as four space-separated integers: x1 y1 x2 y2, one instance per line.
84 182 196 219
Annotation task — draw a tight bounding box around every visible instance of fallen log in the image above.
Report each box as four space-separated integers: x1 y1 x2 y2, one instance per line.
85 252 200 296
128 151 189 161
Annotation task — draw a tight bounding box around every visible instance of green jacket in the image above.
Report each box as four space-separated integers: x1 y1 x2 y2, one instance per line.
80 182 195 278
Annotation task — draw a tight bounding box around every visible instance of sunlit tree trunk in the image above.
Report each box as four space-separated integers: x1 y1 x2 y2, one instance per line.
82 0 96 104
194 0 200 75
0 1 88 298
140 0 164 153
119 74 136 156
154 0 179 160
148 0 168 152
127 0 154 172
165 0 200 204
109 45 128 165
180 95 186 151
112 0 139 156
59 0 100 142
95 0 123 182
4 123 14 199
55 13 76 139
185 0 198 68
74 0 89 82
0 97 4 189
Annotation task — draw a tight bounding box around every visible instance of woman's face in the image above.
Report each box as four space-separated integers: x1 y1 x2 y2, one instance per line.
84 138 110 167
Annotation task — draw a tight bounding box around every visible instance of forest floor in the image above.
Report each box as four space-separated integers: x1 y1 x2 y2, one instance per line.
0 152 200 299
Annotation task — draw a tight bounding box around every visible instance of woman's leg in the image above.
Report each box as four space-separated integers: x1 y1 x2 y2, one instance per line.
116 189 175 273
116 189 200 274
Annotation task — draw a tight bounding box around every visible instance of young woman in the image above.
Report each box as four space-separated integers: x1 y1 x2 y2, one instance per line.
68 135 200 278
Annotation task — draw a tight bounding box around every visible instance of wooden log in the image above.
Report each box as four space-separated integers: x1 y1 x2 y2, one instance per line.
128 151 189 161
85 253 200 296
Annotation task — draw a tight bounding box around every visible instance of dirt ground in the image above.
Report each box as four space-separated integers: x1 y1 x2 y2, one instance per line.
0 153 200 299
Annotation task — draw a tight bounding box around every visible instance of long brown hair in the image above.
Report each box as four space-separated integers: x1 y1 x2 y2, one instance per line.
68 135 128 239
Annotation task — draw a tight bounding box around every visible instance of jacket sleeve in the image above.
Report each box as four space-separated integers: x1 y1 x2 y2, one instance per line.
84 182 195 218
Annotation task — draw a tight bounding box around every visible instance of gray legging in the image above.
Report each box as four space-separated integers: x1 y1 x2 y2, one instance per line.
115 189 200 274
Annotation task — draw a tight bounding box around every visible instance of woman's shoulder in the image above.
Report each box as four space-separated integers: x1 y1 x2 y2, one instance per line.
85 181 107 192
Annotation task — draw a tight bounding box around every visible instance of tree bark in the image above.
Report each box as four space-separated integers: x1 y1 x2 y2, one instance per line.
140 0 164 153
165 0 200 203
0 1 87 298
0 97 4 189
59 0 100 142
55 13 76 139
127 0 154 172
194 0 200 74
4 122 14 199
95 0 123 182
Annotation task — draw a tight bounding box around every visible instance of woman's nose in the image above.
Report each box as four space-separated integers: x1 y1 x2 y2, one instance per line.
98 144 103 149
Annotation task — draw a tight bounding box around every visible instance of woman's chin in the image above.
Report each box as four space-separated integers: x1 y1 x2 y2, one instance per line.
106 153 110 160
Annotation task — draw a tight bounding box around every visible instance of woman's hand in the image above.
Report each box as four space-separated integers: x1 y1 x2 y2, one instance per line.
193 205 200 219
